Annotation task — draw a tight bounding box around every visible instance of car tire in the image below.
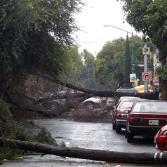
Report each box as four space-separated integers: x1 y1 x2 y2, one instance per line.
115 124 121 133
125 129 127 138
112 122 115 130
125 129 127 139
127 132 133 143
85 102 95 110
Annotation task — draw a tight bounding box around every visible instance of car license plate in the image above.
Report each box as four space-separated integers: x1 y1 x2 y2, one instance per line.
149 120 159 125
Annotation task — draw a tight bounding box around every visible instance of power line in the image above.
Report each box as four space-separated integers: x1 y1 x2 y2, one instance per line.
78 33 126 44
103 24 134 35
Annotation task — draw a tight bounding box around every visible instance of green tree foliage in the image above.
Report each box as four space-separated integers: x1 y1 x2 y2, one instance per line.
81 49 95 88
120 0 167 98
0 98 28 162
64 45 84 85
0 0 81 82
64 48 96 88
120 0 167 64
35 127 56 145
0 96 56 162
95 38 125 88
124 34 131 87
95 36 146 89
0 0 82 161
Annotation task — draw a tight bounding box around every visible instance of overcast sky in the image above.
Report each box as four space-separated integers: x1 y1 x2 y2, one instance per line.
73 0 141 55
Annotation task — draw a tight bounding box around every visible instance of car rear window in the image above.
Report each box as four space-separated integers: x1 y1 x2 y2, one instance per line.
116 97 138 107
120 101 134 109
132 102 167 113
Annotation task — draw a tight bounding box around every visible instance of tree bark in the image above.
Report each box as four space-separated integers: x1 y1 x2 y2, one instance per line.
0 138 166 165
160 80 167 100
38 74 159 100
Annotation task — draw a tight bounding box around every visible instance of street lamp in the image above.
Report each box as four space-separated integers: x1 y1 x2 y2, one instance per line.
103 25 134 35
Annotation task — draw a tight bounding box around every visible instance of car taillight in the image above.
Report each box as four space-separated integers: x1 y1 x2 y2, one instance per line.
128 115 144 125
116 112 127 118
118 114 127 118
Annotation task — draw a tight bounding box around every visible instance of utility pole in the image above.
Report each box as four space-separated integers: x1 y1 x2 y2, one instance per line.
142 42 150 93
131 33 135 74
124 33 131 87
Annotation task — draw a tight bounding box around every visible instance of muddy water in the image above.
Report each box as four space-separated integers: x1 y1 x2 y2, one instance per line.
1 119 159 167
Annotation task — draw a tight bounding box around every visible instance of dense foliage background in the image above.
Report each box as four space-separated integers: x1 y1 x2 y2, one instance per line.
120 0 167 99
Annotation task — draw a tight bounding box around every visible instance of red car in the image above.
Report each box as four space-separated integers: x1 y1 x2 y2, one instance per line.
154 125 167 151
126 100 167 143
112 97 141 133
115 96 140 108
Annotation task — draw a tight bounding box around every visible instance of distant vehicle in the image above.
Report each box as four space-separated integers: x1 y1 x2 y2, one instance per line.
83 96 102 104
40 99 65 112
154 125 167 151
82 97 102 109
116 88 135 94
112 97 141 133
106 97 115 110
116 85 154 94
126 100 167 143
134 84 153 93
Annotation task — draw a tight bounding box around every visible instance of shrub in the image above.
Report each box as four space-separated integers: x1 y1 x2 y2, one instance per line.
35 127 56 145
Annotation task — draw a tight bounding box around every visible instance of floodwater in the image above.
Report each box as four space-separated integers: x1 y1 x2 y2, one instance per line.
1 119 161 167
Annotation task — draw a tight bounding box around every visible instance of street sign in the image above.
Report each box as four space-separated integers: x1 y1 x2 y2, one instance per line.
130 73 136 82
142 72 152 81
143 46 150 55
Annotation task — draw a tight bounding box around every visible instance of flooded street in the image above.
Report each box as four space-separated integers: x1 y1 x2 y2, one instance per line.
1 119 160 167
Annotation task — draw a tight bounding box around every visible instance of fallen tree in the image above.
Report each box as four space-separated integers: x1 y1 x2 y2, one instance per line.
37 74 159 102
0 137 166 165
37 91 91 103
0 73 158 121
2 73 159 115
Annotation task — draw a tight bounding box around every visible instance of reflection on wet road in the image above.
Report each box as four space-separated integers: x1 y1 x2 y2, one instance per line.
1 119 159 167
34 119 156 153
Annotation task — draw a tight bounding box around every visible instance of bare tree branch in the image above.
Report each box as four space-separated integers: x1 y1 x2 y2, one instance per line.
38 92 90 103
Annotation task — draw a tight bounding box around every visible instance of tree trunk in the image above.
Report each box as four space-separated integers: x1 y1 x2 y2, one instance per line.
0 138 166 165
38 74 159 99
160 80 167 100
158 45 167 101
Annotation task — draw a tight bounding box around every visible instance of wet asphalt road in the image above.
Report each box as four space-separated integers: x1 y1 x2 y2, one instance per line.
1 119 163 167
35 119 156 152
